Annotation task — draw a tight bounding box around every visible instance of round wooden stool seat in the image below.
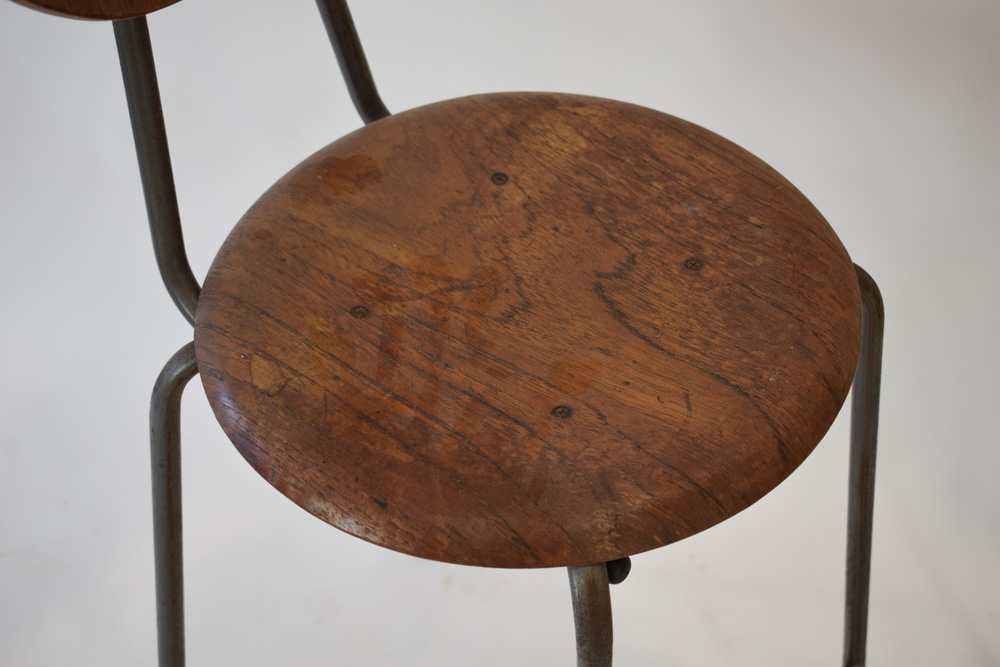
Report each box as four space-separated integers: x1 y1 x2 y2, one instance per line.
9 0 181 20
194 93 863 568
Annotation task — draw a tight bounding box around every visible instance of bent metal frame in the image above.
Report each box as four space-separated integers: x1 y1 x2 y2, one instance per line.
11 1 884 665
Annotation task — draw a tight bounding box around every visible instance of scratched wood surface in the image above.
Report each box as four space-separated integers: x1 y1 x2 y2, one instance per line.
194 93 863 568
8 0 180 20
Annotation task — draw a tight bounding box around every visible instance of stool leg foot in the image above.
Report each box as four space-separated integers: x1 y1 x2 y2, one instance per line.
150 342 199 667
843 266 884 667
568 563 613 667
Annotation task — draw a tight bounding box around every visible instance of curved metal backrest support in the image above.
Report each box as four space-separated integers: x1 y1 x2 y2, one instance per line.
315 0 391 124
114 16 201 325
108 1 389 326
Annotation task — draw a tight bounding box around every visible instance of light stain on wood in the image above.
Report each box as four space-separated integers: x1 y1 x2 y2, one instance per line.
194 93 863 568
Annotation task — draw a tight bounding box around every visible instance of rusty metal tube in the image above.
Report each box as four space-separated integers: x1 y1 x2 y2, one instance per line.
150 342 199 667
568 563 613 667
843 265 884 667
114 17 201 325
315 0 390 124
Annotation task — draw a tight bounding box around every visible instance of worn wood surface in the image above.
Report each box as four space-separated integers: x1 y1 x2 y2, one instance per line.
195 93 863 568
8 0 180 20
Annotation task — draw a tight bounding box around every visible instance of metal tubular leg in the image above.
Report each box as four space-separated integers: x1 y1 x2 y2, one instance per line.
114 17 201 326
315 0 391 124
843 265 884 667
568 564 613 667
150 342 199 667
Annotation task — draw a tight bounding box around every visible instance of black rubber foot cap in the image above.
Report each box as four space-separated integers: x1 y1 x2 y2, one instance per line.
606 557 632 585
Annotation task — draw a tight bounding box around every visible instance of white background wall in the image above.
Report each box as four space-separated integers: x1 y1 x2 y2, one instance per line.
1 0 997 664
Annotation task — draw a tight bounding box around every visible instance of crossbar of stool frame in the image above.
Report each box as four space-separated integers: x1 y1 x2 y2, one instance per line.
114 2 884 665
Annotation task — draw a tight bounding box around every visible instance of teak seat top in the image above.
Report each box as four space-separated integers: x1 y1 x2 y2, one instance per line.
194 93 862 568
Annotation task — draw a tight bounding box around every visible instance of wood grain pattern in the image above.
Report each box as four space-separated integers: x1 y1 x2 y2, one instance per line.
194 93 863 568
8 0 180 20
